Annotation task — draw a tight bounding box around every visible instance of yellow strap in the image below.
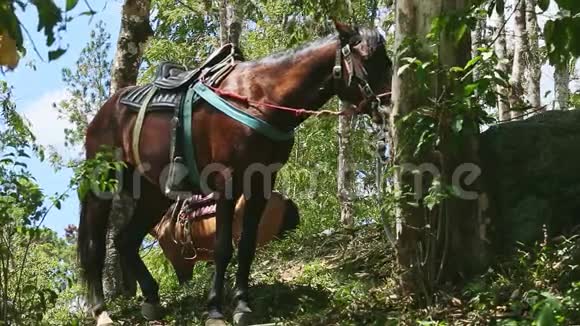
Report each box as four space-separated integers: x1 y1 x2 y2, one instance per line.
132 86 157 174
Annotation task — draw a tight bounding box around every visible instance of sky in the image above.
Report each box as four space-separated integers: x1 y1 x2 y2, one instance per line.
4 0 122 236
2 1 578 237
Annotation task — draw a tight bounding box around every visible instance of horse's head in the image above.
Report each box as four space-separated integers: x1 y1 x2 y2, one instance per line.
333 21 392 125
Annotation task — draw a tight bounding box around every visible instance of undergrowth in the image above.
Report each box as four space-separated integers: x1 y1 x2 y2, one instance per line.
63 225 580 325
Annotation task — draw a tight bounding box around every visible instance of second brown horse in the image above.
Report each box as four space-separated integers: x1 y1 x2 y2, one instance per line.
153 192 300 284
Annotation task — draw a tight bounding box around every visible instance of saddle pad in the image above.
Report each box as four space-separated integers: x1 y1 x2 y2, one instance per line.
178 193 217 221
120 84 183 112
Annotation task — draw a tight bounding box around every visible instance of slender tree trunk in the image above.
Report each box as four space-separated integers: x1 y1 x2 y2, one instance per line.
218 0 242 47
471 8 486 80
554 62 570 110
110 0 153 94
391 0 488 301
525 0 541 112
336 2 381 229
509 0 527 120
104 0 152 299
337 103 354 228
493 10 511 121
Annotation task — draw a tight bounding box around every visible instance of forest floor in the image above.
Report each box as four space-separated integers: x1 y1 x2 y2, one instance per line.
105 224 580 325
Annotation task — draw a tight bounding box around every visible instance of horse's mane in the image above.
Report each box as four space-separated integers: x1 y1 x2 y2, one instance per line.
245 26 385 67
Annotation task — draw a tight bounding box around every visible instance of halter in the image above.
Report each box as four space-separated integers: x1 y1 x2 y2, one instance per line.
332 42 382 113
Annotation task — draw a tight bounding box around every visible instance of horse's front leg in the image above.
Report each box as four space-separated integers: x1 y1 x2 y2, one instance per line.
207 192 236 323
233 175 271 325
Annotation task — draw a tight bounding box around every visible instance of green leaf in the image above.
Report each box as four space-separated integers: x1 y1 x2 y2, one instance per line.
454 23 468 44
452 117 464 133
538 0 550 11
464 56 481 70
536 304 556 326
463 83 479 96
79 10 96 16
450 66 464 73
48 48 66 61
487 0 497 17
32 0 63 46
496 0 505 15
397 63 411 76
66 0 79 11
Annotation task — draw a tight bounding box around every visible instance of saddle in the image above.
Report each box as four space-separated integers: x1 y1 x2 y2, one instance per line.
120 44 244 111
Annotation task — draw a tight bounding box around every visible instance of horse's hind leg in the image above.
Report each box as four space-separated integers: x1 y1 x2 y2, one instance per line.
117 186 168 321
207 194 236 324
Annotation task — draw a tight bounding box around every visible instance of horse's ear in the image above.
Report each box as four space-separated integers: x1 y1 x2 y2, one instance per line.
333 20 357 41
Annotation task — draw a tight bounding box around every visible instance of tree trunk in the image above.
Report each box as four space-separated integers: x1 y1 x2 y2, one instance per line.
471 8 486 80
104 0 152 299
218 0 242 47
337 102 354 228
492 9 511 121
525 0 542 112
509 0 527 120
554 62 570 110
391 0 441 298
391 0 488 301
110 0 152 95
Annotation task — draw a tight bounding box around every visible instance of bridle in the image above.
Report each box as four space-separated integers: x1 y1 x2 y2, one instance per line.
333 38 391 159
332 41 385 114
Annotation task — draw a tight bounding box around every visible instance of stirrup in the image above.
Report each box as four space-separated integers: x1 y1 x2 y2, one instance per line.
164 157 190 198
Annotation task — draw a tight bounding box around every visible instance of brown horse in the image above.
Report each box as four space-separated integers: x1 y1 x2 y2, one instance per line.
153 192 300 284
78 21 392 325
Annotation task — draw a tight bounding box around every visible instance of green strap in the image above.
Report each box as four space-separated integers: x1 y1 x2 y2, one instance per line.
181 82 295 188
192 82 295 141
182 87 201 187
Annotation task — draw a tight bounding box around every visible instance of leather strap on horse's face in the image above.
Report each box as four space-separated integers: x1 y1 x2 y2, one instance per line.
333 43 381 112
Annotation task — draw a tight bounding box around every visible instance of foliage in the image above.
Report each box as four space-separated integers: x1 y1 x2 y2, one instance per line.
54 21 111 152
0 82 78 325
541 0 580 66
462 235 580 325
398 46 502 158
0 0 96 66
72 147 127 201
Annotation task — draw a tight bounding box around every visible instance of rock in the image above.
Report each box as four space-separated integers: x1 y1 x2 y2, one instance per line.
480 110 580 253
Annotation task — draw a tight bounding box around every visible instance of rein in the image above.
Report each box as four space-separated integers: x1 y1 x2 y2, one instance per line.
203 83 391 118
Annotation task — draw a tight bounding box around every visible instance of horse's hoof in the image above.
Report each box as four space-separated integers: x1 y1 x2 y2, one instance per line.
141 302 163 321
96 311 114 326
233 312 251 326
205 318 228 326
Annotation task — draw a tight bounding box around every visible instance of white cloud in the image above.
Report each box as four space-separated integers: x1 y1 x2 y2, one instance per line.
20 89 75 155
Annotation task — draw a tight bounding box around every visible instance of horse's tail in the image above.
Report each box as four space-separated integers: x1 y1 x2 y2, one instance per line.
77 193 109 301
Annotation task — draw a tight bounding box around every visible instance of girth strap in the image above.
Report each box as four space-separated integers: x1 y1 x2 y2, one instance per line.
132 86 158 174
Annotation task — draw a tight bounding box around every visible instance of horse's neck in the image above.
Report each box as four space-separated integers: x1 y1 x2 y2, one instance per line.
235 39 339 131
265 40 338 108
